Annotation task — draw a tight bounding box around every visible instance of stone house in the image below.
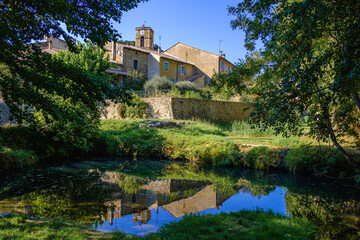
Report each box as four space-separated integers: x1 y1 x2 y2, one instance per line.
104 26 234 88
165 42 234 85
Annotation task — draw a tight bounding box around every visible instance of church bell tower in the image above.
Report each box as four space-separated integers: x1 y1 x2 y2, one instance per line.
135 26 154 50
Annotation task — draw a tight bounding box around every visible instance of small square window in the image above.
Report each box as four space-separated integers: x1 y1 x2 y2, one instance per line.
182 66 186 75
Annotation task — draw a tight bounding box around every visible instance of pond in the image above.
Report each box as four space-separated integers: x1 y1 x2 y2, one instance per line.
0 158 359 239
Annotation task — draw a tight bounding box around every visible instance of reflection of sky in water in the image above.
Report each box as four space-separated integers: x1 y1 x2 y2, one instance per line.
94 187 288 236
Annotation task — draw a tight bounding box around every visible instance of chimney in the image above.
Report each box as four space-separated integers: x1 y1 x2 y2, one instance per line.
49 40 53 50
112 41 116 61
157 46 161 53
220 51 225 59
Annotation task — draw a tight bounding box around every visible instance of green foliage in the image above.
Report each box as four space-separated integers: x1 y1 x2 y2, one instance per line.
285 145 354 177
0 213 138 240
229 0 360 162
144 75 173 94
122 94 147 119
118 40 135 46
54 41 110 75
147 211 316 240
244 146 277 170
0 0 144 159
174 81 197 93
123 70 147 91
96 120 358 177
286 193 360 240
0 147 37 171
209 64 251 100
117 173 147 194
231 120 275 137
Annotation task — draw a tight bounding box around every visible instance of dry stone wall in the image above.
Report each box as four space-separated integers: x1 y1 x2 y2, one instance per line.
144 97 251 123
2 97 251 124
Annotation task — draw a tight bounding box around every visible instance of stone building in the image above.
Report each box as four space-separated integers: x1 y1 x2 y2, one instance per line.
38 36 68 54
165 42 234 85
104 26 234 88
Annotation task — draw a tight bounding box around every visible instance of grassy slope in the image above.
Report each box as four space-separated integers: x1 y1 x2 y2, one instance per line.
96 120 357 179
0 211 316 240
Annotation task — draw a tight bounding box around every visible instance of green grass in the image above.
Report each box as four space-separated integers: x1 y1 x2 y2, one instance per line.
146 211 316 240
95 119 358 179
0 147 37 171
0 213 138 240
0 211 316 240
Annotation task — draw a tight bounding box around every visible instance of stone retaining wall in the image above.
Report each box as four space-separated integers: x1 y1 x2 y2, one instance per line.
3 97 252 124
144 97 251 123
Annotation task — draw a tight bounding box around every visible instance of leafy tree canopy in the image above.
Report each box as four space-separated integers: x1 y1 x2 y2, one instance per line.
229 0 360 163
0 0 146 155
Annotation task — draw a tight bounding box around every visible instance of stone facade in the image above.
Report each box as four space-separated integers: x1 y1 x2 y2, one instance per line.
143 97 251 123
165 43 234 85
143 97 174 119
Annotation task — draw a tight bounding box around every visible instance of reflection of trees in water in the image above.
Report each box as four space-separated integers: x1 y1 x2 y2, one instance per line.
1 171 113 225
286 193 360 240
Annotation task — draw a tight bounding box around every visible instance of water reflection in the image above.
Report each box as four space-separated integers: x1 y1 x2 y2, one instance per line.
0 159 359 239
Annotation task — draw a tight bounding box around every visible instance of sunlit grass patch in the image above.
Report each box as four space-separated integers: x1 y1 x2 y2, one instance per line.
146 210 316 240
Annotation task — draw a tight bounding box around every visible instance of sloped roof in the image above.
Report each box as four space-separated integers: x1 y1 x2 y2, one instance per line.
121 44 194 65
165 42 234 67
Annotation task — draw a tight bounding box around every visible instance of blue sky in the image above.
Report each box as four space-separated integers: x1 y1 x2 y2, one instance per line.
114 0 246 64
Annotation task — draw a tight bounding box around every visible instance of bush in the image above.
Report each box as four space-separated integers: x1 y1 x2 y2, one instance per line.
243 146 277 170
123 69 147 91
174 81 197 93
0 147 37 170
144 75 173 94
122 93 147 119
284 145 354 177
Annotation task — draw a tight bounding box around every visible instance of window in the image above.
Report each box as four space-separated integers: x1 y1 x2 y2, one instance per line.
228 66 231 72
133 60 138 70
164 61 169 71
140 37 145 47
221 62 224 71
182 66 186 75
179 65 186 75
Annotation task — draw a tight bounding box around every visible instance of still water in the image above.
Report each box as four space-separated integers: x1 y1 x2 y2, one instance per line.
0 158 359 238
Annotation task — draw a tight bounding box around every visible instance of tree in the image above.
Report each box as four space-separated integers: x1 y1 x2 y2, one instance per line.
229 0 360 164
0 0 146 155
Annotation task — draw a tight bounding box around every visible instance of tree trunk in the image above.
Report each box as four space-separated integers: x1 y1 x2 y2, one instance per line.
352 91 360 112
329 132 357 166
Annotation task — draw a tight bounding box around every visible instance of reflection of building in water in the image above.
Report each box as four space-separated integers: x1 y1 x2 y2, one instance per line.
133 210 151 224
103 178 231 225
162 185 227 218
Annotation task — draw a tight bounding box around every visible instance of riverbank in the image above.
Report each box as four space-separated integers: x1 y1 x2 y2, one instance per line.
1 119 359 181
0 211 315 240
95 119 359 181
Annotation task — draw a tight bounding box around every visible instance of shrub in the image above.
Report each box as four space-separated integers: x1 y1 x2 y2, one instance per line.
174 81 197 93
144 75 173 94
0 147 37 170
123 93 147 119
123 69 147 91
244 146 277 170
284 145 353 177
